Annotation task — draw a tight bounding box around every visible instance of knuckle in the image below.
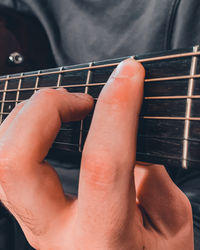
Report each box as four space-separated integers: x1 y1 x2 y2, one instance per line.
181 192 193 217
170 189 193 230
31 88 60 109
0 149 14 180
0 142 23 173
177 194 194 234
81 151 121 187
0 145 28 186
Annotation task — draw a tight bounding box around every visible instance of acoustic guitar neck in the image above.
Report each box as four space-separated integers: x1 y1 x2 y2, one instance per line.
0 45 200 169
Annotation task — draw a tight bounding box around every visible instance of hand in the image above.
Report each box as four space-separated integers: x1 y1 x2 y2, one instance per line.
0 59 194 250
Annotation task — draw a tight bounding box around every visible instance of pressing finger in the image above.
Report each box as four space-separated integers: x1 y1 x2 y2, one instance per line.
0 88 93 163
78 59 145 231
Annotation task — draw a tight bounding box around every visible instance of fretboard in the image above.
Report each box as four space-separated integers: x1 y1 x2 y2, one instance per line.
1 45 200 169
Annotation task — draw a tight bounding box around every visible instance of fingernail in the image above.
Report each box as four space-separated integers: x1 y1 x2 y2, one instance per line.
110 58 141 80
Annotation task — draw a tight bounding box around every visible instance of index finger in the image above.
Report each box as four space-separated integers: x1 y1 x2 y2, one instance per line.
0 88 93 163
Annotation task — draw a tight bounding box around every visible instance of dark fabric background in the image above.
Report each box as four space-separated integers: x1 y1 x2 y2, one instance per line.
2 0 200 66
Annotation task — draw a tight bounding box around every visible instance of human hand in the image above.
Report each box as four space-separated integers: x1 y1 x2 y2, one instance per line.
0 59 194 250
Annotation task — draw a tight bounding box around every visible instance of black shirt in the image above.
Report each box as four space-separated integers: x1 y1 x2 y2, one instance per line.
1 0 200 65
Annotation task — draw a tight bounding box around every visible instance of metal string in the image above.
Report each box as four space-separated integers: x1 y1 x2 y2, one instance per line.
0 73 200 94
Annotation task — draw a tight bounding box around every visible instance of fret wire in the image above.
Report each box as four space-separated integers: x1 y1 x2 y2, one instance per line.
34 71 41 94
79 62 93 152
85 63 93 94
57 67 63 87
182 45 199 169
15 73 23 107
1 50 200 82
0 75 9 123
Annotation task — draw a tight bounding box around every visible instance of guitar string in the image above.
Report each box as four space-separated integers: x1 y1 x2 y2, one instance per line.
52 139 200 163
0 50 200 82
2 94 200 103
1 111 200 121
52 140 184 163
1 93 200 119
1 92 200 119
55 127 200 142
1 107 200 155
1 73 200 94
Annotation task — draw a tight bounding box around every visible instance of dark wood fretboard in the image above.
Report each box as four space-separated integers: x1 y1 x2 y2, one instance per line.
1 45 200 169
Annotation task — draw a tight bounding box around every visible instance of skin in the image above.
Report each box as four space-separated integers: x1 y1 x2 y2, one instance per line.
0 59 194 250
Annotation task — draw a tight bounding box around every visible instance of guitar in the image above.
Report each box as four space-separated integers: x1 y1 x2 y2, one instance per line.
0 44 200 170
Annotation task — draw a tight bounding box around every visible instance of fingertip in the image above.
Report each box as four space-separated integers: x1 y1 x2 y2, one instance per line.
56 88 94 109
112 58 145 80
62 92 94 121
72 93 94 109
